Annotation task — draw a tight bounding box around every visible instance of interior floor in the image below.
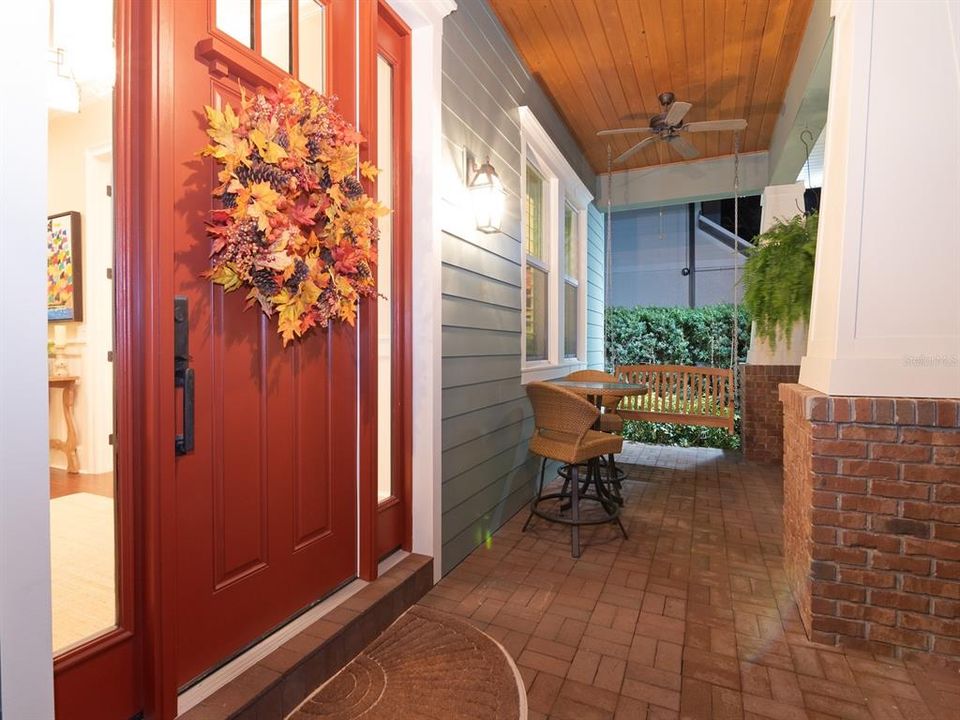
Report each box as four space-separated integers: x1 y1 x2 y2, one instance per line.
50 467 113 499
50 469 115 653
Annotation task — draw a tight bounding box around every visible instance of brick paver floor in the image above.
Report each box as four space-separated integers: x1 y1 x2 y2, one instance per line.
416 443 960 719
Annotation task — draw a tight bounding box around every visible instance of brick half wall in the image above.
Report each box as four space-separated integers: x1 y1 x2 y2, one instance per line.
779 383 960 661
742 364 800 463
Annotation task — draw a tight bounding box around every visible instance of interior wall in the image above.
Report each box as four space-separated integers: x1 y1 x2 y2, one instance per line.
439 0 602 574
47 96 114 475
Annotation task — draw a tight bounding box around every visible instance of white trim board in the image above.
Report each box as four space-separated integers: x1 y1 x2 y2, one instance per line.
383 0 456 583
0 0 56 717
519 106 593 208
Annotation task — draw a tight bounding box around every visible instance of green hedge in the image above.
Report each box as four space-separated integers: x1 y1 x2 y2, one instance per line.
605 305 751 450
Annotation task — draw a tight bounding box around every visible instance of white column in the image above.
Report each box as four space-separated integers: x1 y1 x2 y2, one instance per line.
759 182 807 234
0 0 56 716
747 182 808 365
800 0 960 398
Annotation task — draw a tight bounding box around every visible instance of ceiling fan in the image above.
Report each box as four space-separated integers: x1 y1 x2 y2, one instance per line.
597 92 747 164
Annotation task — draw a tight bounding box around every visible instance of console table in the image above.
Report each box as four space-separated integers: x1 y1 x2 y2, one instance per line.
49 375 80 474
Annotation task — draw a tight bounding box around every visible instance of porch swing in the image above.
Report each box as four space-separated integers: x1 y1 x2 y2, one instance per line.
602 122 744 435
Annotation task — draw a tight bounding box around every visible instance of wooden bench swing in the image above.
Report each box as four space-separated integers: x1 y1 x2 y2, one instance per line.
614 364 735 434
600 134 744 438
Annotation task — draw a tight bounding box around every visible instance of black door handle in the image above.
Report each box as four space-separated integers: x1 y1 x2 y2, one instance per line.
174 296 195 455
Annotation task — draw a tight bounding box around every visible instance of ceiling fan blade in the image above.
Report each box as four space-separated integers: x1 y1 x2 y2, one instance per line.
614 135 659 164
683 119 748 133
667 135 700 160
597 127 655 137
663 101 692 126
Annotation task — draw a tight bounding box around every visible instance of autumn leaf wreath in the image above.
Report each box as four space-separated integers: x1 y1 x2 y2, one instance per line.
201 78 387 345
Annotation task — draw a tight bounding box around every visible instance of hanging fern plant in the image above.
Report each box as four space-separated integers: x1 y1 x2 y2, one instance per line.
742 212 818 349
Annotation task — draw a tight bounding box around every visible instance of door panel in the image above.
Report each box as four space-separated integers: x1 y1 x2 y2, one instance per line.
293 343 334 548
170 1 357 686
209 287 270 589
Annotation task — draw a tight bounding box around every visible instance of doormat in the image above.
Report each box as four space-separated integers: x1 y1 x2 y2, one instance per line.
288 605 526 720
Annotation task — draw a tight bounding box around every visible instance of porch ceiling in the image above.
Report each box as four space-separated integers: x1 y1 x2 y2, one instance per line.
488 0 814 173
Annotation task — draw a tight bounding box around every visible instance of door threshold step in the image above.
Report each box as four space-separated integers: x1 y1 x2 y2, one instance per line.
178 554 433 720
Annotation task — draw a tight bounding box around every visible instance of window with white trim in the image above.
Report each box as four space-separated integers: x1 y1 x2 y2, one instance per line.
519 107 592 380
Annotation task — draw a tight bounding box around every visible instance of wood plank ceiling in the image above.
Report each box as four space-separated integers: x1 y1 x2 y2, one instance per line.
489 0 814 173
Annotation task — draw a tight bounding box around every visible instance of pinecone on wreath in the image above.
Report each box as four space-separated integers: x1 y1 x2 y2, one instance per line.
341 174 363 199
236 163 293 192
284 259 309 291
251 267 280 297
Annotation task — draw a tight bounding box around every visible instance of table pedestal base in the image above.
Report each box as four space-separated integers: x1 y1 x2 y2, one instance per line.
522 457 628 558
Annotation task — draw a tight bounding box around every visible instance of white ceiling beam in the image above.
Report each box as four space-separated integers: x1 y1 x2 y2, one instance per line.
767 0 834 185
596 151 769 210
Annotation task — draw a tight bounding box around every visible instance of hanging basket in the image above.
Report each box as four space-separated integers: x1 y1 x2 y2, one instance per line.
201 78 387 345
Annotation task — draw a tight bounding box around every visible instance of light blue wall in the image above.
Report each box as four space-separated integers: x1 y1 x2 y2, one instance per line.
586 204 605 369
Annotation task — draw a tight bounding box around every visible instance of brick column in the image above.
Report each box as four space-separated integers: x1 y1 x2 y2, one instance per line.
780 383 960 661
742 364 800 463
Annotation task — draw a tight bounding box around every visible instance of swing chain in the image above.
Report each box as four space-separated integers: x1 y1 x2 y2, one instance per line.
731 132 741 380
800 128 815 191
605 144 613 324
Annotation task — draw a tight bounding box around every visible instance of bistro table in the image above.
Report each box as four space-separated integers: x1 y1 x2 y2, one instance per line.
546 379 648 421
547 378 647 508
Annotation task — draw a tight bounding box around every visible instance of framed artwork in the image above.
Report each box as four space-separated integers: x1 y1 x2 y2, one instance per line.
47 211 83 322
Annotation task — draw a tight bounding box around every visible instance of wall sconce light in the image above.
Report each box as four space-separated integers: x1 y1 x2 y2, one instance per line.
468 158 506 234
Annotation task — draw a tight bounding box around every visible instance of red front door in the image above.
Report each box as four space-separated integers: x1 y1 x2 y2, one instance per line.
165 1 358 685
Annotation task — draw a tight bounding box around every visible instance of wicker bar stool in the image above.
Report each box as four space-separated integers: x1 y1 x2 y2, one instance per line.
523 382 627 557
564 369 626 492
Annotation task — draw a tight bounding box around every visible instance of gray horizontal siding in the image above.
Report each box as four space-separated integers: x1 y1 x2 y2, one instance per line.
440 0 600 575
442 376 526 417
441 397 531 451
441 231 520 285
441 266 521 310
442 417 534 479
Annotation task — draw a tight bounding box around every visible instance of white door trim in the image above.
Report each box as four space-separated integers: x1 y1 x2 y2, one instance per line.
0 0 56 717
382 0 455 582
